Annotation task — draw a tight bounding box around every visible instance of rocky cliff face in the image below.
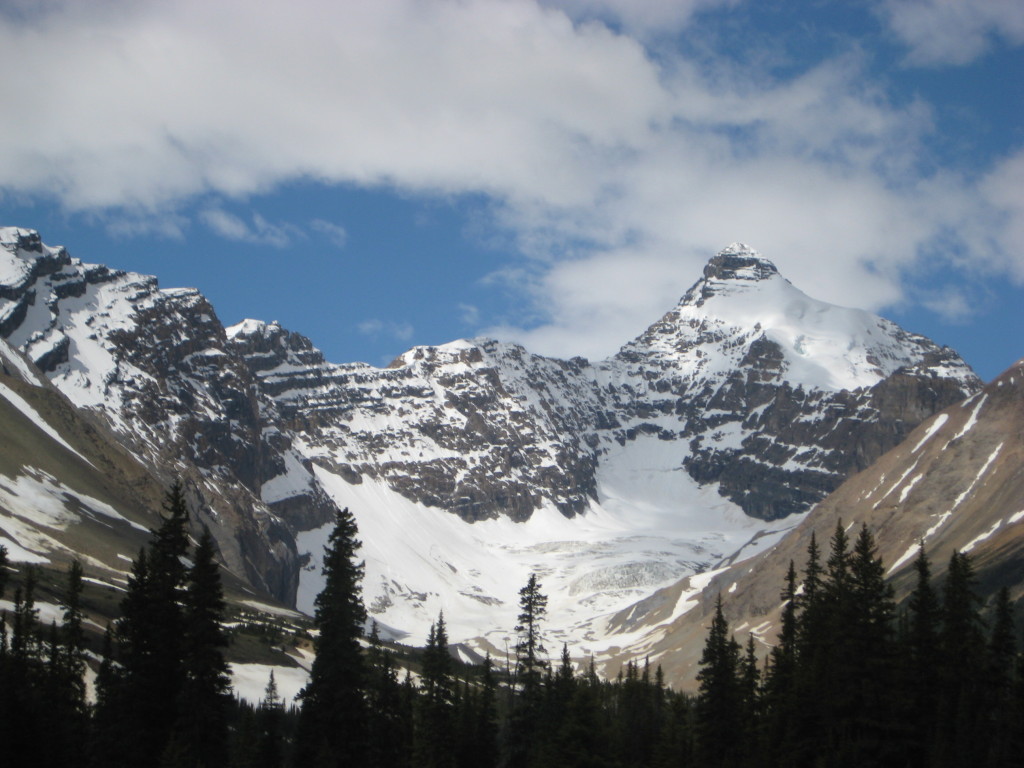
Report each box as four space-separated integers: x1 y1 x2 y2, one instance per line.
227 322 605 522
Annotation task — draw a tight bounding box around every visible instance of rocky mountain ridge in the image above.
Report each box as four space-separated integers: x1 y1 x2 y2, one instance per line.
0 228 983 653
227 243 980 528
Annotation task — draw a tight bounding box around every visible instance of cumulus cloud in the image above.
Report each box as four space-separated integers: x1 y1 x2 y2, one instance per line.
878 0 1024 65
0 0 1020 358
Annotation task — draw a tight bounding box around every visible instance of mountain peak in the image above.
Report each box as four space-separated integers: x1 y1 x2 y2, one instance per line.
703 243 778 282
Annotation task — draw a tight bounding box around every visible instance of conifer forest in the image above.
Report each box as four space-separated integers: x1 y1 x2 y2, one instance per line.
2 487 1023 767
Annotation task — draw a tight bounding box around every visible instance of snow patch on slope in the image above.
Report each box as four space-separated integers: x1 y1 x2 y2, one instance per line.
912 413 949 453
0 380 94 466
298 438 798 661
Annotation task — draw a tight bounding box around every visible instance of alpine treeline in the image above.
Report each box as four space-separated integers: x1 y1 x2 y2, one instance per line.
695 522 1024 768
3 498 1023 767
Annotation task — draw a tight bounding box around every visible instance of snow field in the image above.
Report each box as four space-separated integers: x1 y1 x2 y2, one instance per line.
229 663 310 708
298 432 801 666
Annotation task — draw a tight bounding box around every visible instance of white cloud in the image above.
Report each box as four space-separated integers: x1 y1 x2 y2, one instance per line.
357 319 384 336
201 209 251 242
310 219 348 249
879 0 1024 65
458 303 481 326
104 212 188 240
199 209 300 247
358 318 414 343
0 0 1019 359
542 0 737 36
917 285 975 322
979 148 1024 281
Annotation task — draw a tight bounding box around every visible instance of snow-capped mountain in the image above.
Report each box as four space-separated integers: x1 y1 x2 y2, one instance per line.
0 227 342 601
625 356 1024 689
609 245 978 520
0 228 982 661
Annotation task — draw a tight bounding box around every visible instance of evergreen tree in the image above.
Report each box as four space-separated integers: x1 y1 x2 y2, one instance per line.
473 654 500 768
4 570 43 768
824 521 852 604
43 560 90 767
508 573 549 767
257 671 287 768
903 544 941 767
59 559 87 705
0 543 8 599
763 560 799 764
739 634 761 762
174 526 232 767
792 531 829 765
11 567 39 663
295 507 369 767
514 573 549 696
935 551 987 768
91 623 123 767
111 482 192 767
365 623 406 768
418 613 457 768
985 587 1017 767
695 595 742 768
844 524 898 764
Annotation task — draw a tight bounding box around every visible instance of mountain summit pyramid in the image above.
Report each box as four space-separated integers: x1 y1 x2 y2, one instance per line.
0 228 981 653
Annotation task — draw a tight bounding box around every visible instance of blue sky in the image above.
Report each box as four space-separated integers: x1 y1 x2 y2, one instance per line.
1 0 1021 380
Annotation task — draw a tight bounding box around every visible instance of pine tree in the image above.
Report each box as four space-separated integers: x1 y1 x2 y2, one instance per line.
514 573 548 698
695 595 742 768
175 527 232 767
792 532 829 765
845 524 898 764
11 567 39 663
763 560 799 764
418 613 457 768
508 573 549 768
739 634 761 761
107 482 193 767
4 567 45 767
44 560 89 766
986 587 1017 767
60 559 87 704
474 654 500 768
365 622 406 768
903 544 940 767
91 622 122 767
0 543 8 599
935 551 987 768
257 671 286 768
295 507 369 767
